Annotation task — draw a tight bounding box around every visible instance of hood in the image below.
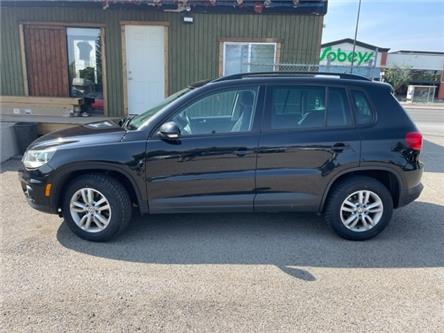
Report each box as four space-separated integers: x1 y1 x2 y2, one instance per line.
28 120 127 151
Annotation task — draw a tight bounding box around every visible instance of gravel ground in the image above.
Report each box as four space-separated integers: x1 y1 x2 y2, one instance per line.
1 133 443 332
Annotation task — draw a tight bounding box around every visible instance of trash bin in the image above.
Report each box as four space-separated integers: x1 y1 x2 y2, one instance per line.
13 122 39 154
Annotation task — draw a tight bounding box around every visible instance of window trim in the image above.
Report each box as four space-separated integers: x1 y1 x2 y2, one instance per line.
218 38 282 76
151 84 265 140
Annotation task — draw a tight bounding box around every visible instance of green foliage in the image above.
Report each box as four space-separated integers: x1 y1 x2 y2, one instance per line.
384 66 412 92
410 70 440 84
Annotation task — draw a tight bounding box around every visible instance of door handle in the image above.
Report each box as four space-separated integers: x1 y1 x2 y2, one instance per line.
258 147 287 154
331 143 349 152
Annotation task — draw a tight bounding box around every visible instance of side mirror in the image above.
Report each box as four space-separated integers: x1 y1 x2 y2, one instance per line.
158 121 181 140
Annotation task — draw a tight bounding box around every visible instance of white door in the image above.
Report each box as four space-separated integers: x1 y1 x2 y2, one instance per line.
125 25 166 115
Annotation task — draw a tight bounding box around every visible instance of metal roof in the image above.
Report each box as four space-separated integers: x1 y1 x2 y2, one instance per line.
389 50 444 56
321 38 390 52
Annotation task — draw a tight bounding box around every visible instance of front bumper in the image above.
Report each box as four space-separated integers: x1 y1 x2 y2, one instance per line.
19 167 56 214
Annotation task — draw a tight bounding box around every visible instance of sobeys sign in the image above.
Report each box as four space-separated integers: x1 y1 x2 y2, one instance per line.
320 46 375 65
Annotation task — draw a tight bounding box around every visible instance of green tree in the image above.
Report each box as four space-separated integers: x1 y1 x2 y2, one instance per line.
384 66 412 93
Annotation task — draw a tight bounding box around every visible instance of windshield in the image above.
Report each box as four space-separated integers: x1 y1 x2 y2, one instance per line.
126 88 191 130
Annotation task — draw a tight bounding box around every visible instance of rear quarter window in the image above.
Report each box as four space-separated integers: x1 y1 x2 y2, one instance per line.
351 90 374 125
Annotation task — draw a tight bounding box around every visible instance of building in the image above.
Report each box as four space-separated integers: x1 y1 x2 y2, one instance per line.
319 38 390 80
386 50 444 99
0 0 327 119
319 39 444 99
386 50 444 71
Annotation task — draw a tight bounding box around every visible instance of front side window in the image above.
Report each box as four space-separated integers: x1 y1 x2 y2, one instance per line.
171 87 259 136
351 91 373 125
269 86 326 130
126 88 191 130
223 42 277 75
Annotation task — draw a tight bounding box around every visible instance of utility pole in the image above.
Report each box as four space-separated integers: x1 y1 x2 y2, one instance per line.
350 0 362 74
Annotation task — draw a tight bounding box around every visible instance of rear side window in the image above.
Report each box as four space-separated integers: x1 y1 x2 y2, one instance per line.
327 88 352 127
351 90 373 125
270 86 325 129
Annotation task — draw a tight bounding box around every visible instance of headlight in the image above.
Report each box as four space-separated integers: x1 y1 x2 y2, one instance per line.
22 147 57 169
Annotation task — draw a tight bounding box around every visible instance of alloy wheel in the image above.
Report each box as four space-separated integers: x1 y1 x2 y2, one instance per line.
69 188 112 233
339 190 384 232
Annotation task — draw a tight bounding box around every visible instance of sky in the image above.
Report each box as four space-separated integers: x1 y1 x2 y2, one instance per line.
322 0 444 52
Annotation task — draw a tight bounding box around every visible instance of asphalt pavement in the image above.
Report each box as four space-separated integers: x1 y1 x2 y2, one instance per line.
404 107 444 136
1 109 443 332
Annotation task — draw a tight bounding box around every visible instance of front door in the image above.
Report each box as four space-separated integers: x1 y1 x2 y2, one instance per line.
124 25 166 115
146 86 262 213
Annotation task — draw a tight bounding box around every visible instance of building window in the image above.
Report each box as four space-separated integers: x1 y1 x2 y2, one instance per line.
67 28 103 109
23 24 104 113
222 41 278 76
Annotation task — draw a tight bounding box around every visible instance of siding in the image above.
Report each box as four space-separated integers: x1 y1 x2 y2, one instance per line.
0 5 323 117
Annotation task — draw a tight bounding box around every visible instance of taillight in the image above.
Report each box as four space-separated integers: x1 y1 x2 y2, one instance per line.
405 131 423 151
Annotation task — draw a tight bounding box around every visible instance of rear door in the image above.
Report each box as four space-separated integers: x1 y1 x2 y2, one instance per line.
255 83 360 211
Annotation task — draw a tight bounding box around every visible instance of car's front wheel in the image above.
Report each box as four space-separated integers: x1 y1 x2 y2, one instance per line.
325 176 393 241
62 174 132 242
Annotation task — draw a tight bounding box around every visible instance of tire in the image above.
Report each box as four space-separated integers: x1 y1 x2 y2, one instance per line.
62 174 132 242
324 176 393 241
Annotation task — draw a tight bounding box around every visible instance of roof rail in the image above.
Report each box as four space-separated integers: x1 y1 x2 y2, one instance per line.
213 71 371 82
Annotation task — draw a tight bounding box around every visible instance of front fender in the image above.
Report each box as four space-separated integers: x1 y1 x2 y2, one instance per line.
47 141 148 214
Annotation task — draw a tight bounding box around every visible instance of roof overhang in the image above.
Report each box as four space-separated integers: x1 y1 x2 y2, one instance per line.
1 0 328 15
322 38 390 52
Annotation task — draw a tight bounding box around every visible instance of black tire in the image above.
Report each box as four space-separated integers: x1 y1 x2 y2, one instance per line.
324 176 393 241
62 174 132 242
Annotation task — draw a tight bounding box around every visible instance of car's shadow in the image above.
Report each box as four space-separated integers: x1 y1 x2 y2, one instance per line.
57 200 444 280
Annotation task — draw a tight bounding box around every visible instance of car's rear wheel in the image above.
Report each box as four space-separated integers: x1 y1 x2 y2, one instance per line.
62 174 132 242
325 176 393 241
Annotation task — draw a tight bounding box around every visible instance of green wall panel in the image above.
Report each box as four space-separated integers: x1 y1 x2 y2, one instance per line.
0 4 323 117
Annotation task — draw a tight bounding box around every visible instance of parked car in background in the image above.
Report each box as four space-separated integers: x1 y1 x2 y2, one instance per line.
19 72 423 242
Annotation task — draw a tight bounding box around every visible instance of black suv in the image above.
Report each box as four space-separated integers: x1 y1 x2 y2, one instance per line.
19 72 423 242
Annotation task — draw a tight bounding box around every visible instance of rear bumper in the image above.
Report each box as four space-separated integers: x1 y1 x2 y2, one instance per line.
398 182 423 208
